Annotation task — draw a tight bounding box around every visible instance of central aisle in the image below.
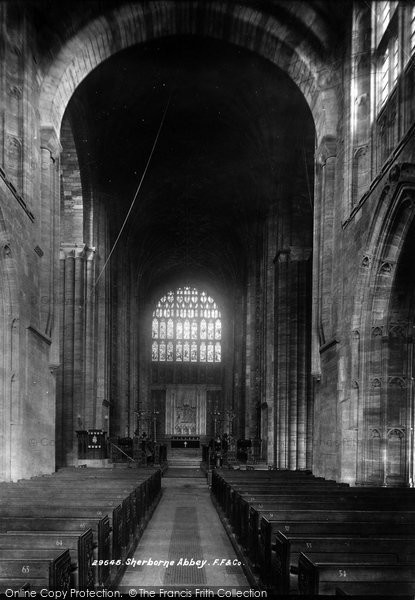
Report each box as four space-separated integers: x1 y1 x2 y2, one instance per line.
119 475 250 594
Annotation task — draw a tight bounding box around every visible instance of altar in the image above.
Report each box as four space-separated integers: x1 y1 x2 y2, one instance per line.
170 436 200 448
165 385 207 436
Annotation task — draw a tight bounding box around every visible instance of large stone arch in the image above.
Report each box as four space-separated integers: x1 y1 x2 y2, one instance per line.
39 1 341 467
38 1 339 141
352 163 415 486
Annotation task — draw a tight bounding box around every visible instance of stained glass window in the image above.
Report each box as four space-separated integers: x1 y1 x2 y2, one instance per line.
151 286 222 363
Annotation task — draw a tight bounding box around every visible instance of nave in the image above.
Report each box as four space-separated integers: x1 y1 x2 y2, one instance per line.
1 463 415 597
118 474 249 594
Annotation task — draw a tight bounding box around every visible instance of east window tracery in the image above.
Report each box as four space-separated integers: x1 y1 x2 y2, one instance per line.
152 287 222 363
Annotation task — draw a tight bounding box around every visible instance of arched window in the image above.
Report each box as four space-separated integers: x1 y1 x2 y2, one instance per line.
151 286 222 363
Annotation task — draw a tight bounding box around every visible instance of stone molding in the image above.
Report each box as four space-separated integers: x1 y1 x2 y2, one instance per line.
274 246 312 263
60 243 95 260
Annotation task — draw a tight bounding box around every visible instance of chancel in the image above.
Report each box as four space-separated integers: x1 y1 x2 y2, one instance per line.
1 0 415 596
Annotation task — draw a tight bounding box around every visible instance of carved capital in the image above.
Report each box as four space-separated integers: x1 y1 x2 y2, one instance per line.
274 247 311 263
60 243 88 260
84 246 96 261
40 126 62 160
316 135 337 166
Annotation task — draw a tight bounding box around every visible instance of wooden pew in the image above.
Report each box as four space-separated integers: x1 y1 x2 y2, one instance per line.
16 471 161 528
240 492 415 554
0 468 162 588
0 515 111 586
258 515 415 586
214 472 331 511
0 502 126 561
298 553 415 595
236 492 414 542
222 482 350 529
0 530 94 590
273 533 415 593
0 477 150 551
211 469 319 507
226 483 351 523
213 469 415 596
0 548 72 593
6 485 143 539
224 480 415 531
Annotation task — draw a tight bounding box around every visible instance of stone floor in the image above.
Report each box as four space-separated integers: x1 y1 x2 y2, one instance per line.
118 475 251 595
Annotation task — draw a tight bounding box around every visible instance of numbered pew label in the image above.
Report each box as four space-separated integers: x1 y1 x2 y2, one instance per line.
21 566 30 573
338 570 347 577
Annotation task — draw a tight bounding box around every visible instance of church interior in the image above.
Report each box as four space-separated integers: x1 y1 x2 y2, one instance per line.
1 0 415 596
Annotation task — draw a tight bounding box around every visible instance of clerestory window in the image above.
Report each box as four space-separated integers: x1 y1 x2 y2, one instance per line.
151 286 222 363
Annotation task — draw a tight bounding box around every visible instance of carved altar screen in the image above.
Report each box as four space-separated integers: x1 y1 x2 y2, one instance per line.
165 385 207 435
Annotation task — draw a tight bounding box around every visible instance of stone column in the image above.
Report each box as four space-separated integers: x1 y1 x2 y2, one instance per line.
318 140 337 343
265 211 277 462
40 127 61 358
110 248 131 438
94 201 111 432
274 246 312 469
312 137 337 380
349 2 372 206
83 246 96 427
244 243 259 440
57 243 98 466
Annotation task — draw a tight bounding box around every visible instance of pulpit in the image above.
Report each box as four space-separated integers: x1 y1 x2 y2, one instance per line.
76 429 107 460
